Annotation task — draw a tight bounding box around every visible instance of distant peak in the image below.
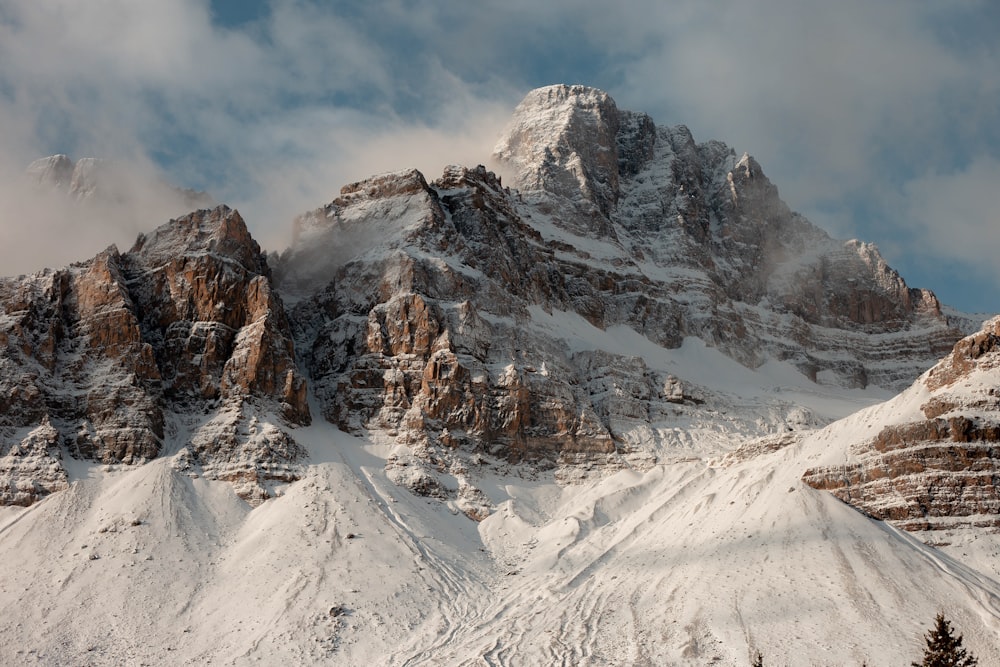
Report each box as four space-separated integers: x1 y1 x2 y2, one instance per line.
27 154 72 170
24 153 214 211
26 154 75 188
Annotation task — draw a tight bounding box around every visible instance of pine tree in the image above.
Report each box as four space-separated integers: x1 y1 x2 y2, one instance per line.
911 613 978 667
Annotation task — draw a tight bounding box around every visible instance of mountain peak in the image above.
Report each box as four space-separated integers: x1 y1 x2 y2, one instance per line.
514 83 615 109
494 84 622 215
26 154 74 188
734 151 758 173
130 205 263 273
337 167 431 200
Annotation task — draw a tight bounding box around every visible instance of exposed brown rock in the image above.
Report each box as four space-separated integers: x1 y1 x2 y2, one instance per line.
317 291 615 464
0 205 309 505
925 318 1000 390
125 206 310 425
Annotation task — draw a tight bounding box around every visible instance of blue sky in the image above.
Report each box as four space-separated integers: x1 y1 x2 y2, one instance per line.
0 0 998 314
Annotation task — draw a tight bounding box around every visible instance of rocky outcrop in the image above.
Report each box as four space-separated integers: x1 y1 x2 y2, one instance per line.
302 290 616 463
0 206 309 505
0 419 69 506
124 207 309 423
803 317 1000 530
925 318 1000 391
0 247 163 465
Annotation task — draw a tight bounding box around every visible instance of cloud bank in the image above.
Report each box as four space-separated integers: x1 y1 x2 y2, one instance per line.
0 0 997 310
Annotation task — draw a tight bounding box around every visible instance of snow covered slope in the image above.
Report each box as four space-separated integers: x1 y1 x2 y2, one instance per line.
2 377 999 665
805 317 1000 541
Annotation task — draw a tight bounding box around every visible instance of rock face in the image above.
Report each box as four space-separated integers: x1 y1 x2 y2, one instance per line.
495 85 623 218
495 86 963 380
280 166 621 480
0 418 69 506
0 206 309 504
276 85 970 493
803 317 1000 530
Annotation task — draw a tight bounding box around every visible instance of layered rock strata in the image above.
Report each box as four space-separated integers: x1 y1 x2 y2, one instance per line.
803 318 1000 530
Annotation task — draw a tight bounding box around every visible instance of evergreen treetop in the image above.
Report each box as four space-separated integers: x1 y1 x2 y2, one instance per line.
911 613 978 667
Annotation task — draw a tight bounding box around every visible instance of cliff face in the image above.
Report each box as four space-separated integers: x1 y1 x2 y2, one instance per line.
279 164 625 503
275 85 968 492
0 206 309 505
803 317 1000 530
495 86 960 375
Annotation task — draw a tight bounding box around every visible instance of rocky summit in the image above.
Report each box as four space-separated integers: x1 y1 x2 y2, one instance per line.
2 84 1000 666
271 83 977 502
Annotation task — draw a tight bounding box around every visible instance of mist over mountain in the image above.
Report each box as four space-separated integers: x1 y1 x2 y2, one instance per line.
1 85 998 665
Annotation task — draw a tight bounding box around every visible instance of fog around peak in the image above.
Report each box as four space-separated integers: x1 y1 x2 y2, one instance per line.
0 0 997 311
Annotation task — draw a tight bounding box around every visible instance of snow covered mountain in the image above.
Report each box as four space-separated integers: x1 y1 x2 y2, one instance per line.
1 84 999 665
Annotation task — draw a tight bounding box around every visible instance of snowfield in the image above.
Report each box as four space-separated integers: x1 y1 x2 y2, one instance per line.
2 350 999 666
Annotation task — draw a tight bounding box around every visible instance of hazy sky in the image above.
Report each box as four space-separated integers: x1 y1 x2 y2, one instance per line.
1 0 998 313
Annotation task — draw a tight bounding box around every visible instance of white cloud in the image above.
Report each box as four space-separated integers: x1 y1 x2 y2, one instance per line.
0 0 997 312
0 0 516 271
901 156 1000 280
608 2 988 207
